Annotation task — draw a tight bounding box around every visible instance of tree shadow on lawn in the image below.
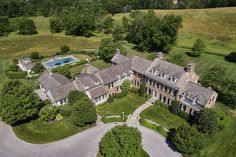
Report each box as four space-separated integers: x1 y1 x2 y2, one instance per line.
165 128 180 153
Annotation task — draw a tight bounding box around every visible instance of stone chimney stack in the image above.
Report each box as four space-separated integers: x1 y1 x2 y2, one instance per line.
186 63 196 73
84 63 90 74
156 52 163 60
116 49 121 54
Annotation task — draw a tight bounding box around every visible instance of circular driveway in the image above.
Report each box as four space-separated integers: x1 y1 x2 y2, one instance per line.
0 122 181 157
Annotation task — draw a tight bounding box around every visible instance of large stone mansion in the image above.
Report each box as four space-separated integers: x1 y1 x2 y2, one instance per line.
37 51 217 115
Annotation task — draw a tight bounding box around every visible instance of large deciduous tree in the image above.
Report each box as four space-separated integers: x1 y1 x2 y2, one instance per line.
98 38 125 62
124 10 182 52
70 97 97 127
18 17 37 35
170 125 203 154
195 108 219 134
100 125 142 157
0 80 44 126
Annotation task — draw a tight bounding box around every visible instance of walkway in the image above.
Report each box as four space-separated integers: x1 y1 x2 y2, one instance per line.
126 98 156 125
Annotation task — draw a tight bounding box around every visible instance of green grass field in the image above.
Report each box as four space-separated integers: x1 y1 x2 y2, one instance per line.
13 118 93 144
140 104 188 129
98 92 146 117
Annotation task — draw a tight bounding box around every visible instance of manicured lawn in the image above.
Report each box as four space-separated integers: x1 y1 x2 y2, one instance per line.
13 118 93 144
140 104 188 129
97 93 146 117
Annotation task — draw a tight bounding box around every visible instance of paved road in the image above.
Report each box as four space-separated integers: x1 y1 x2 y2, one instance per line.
0 121 181 157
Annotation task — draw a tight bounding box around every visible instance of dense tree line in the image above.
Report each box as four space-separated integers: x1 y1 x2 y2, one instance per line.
1 0 236 18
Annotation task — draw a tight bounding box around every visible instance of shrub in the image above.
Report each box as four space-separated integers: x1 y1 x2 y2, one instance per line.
107 95 114 103
60 45 70 54
59 105 73 117
195 108 219 134
169 125 203 154
169 100 180 115
147 53 156 61
7 64 19 72
225 52 236 63
113 90 128 99
6 71 27 79
30 52 42 60
53 66 71 79
32 63 44 74
177 111 190 121
138 83 146 97
129 87 138 93
39 106 59 122
188 39 205 57
100 125 142 157
122 80 131 91
68 91 87 105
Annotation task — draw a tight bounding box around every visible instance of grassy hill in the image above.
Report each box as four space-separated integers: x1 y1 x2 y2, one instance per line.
0 7 236 156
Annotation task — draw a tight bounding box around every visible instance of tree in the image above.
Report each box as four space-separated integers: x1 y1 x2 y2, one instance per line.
195 108 219 134
169 100 180 115
122 80 131 91
0 80 43 126
18 17 37 35
53 66 71 79
189 39 205 57
0 16 9 36
98 38 125 62
170 125 203 154
100 125 142 157
102 16 114 34
50 17 64 33
138 82 146 97
112 25 125 41
125 10 182 52
225 52 236 63
68 91 87 105
70 97 97 127
60 45 70 54
30 52 41 60
39 105 59 122
201 64 236 108
32 63 44 74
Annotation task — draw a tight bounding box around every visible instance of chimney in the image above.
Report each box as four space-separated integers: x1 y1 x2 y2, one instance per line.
116 49 121 54
156 52 163 59
84 64 90 74
186 63 196 73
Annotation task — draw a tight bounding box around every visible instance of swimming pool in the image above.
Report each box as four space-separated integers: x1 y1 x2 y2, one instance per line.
43 56 78 69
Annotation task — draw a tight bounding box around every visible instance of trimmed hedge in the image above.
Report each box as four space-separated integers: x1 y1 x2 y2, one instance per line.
6 71 27 79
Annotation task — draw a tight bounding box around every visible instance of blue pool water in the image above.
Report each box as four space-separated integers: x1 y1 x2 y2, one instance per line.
44 57 77 69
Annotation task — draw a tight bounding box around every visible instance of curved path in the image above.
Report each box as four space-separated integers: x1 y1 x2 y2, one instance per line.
0 121 181 157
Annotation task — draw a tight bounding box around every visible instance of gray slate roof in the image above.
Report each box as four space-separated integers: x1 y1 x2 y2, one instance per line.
130 56 152 74
81 64 100 74
74 73 102 91
50 82 76 102
145 58 189 90
89 85 108 99
97 61 131 85
111 53 129 64
181 82 216 106
18 57 34 70
38 71 71 92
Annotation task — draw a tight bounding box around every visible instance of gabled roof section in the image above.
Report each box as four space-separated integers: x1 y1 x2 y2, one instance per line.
18 57 34 70
74 73 102 91
111 52 129 65
38 71 71 91
50 82 76 102
88 85 108 99
97 61 132 85
181 82 216 106
130 56 152 74
145 58 189 89
81 64 100 74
